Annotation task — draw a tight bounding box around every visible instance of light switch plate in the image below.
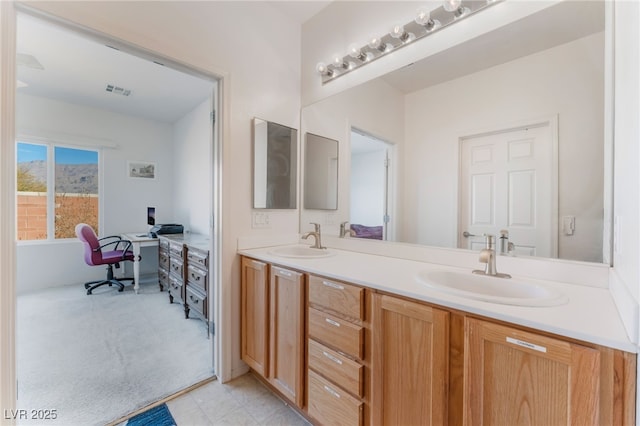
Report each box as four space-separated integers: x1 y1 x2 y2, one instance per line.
252 212 270 229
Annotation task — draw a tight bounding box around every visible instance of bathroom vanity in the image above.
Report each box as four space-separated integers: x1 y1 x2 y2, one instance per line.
239 246 636 426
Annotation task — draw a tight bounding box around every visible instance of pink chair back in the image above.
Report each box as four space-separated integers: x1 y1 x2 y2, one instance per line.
75 223 103 266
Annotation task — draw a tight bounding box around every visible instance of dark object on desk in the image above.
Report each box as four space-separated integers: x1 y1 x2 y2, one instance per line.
75 223 135 295
148 223 184 238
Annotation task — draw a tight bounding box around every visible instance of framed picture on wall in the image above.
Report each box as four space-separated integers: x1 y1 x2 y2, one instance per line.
127 161 156 179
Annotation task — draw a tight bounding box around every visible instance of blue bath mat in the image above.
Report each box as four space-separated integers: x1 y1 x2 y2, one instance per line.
127 403 176 426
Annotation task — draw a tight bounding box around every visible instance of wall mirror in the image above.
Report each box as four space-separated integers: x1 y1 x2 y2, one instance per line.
253 118 298 209
304 133 339 210
300 1 611 264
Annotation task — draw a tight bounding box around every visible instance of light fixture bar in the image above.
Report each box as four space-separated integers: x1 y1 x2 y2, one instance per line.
318 0 502 84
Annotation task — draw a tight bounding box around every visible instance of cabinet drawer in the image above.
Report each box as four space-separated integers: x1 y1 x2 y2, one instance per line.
186 286 207 318
309 308 364 359
159 250 170 270
309 275 364 320
169 257 183 278
159 238 169 250
308 370 363 426
187 247 209 269
309 339 363 397
187 264 207 291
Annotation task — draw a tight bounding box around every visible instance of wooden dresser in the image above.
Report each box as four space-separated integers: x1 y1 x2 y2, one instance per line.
158 233 210 335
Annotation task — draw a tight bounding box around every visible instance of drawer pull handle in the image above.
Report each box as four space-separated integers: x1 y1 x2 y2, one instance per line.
192 274 201 281
278 269 292 277
322 280 344 290
325 318 340 327
323 385 341 399
322 351 342 365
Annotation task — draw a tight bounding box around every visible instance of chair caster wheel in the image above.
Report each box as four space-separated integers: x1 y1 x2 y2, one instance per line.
86 290 92 295
118 287 124 292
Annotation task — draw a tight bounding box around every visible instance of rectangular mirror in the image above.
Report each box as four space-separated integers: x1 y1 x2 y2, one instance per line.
300 1 611 264
304 132 338 210
253 118 297 209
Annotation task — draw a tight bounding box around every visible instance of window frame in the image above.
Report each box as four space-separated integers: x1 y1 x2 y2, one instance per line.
16 138 102 243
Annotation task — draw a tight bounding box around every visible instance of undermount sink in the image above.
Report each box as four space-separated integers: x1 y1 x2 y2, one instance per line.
269 245 333 259
416 270 568 307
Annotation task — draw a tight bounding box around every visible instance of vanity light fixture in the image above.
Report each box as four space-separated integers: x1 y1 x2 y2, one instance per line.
316 0 501 84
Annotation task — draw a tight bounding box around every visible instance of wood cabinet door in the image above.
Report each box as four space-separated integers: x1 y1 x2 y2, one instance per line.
371 294 450 425
269 265 304 407
464 318 601 426
240 257 269 377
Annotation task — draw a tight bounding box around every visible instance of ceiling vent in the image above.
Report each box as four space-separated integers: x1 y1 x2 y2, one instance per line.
105 84 132 97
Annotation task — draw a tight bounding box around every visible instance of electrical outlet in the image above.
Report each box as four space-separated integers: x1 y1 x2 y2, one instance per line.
252 212 271 229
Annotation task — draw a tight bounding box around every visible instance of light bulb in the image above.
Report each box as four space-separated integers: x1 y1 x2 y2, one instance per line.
348 43 366 61
415 6 441 32
316 62 332 77
389 24 406 39
368 36 387 52
415 6 431 25
443 0 462 12
332 54 348 69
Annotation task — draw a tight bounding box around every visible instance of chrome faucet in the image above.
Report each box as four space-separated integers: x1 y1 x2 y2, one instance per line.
302 222 326 249
499 229 515 255
340 221 351 238
472 234 511 278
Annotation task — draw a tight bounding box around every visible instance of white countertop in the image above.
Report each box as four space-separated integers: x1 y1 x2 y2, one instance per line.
239 244 637 353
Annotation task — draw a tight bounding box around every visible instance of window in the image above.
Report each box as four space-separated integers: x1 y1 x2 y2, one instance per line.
17 142 99 241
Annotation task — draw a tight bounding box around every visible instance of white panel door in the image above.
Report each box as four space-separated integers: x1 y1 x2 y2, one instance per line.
459 122 557 257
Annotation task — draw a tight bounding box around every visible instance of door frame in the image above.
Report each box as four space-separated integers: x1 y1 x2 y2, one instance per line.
456 115 559 257
349 126 396 241
0 2 230 414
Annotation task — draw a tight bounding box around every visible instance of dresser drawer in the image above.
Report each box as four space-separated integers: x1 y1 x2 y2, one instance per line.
187 247 209 269
158 267 169 288
159 250 170 270
309 275 364 320
308 370 363 426
308 339 363 397
187 264 207 292
168 274 183 303
186 285 207 318
309 308 363 359
159 238 169 250
169 257 183 278
169 241 183 258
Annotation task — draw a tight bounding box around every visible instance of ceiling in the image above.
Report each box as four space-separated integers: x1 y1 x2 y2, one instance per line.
15 2 332 124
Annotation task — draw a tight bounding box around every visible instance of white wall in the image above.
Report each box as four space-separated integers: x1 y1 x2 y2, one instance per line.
15 93 174 294
350 149 386 226
609 0 640 346
300 78 405 236
15 0 302 381
173 97 213 235
404 33 604 261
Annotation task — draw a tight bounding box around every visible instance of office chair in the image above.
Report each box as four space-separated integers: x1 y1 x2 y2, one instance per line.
75 223 135 295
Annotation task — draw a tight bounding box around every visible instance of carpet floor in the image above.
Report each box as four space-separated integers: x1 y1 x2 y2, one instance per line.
16 280 213 426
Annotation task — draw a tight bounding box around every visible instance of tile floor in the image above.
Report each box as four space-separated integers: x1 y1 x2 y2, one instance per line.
166 373 311 425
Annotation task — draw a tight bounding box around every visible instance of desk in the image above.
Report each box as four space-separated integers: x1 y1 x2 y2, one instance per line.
121 232 159 294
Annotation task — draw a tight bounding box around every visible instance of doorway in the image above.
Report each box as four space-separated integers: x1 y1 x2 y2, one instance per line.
13 10 221 424
350 128 394 241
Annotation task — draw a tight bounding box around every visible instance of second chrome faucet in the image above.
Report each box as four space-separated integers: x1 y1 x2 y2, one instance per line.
302 222 326 249
472 234 511 278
